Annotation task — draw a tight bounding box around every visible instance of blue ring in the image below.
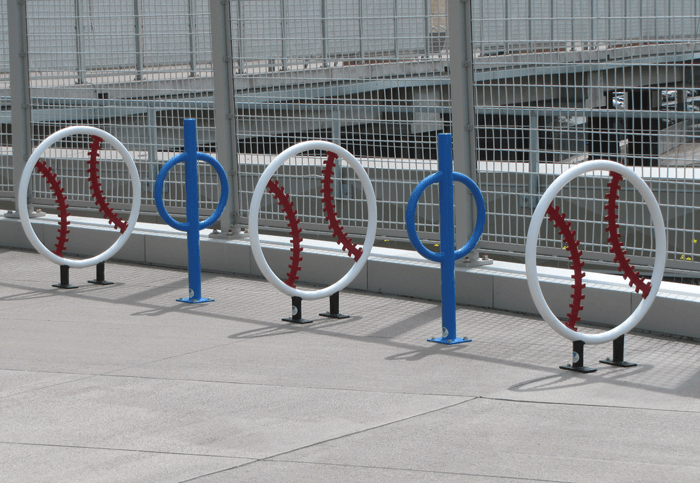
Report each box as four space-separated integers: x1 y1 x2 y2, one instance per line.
406 172 443 262
196 152 229 230
154 152 229 231
406 172 485 262
453 172 486 260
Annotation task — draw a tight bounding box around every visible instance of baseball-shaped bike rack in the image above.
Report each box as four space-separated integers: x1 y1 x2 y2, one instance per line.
18 126 141 272
525 160 666 371
406 133 486 344
248 141 377 304
155 119 229 304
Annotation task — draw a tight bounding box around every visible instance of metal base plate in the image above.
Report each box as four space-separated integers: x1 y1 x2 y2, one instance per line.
319 312 350 319
283 317 313 324
599 358 637 367
52 283 78 289
428 337 472 345
177 297 214 304
88 280 114 285
560 363 597 373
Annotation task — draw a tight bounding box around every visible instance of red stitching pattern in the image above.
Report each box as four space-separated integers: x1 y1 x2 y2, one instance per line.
605 172 651 298
267 180 303 288
546 203 585 330
35 160 70 257
87 135 128 234
320 152 363 261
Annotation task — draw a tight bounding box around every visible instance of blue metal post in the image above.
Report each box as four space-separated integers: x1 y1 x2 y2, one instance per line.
405 133 486 344
154 119 230 304
437 134 458 341
183 119 204 301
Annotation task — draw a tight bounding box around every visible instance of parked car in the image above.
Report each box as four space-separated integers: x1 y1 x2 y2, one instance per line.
612 92 625 109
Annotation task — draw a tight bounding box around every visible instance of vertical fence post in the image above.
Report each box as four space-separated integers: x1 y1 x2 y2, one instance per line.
332 107 341 145
332 107 342 198
569 0 574 50
640 0 645 43
590 0 594 50
528 0 532 52
280 0 287 71
358 0 364 62
529 112 540 207
322 0 329 66
187 0 197 77
607 0 613 48
147 107 158 195
8 0 33 214
504 0 509 54
550 0 554 45
394 0 399 60
134 0 144 81
209 0 240 236
235 0 245 74
75 0 86 84
424 0 430 57
478 0 483 52
624 0 628 42
449 0 477 254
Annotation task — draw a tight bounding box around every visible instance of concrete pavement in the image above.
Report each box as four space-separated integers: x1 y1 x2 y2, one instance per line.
1 247 699 482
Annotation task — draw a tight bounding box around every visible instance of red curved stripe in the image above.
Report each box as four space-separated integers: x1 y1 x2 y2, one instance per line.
267 180 303 287
35 160 70 257
87 135 128 233
546 203 585 330
604 172 651 298
320 152 363 261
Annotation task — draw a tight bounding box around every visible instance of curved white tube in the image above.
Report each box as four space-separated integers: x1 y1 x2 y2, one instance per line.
525 160 666 344
18 126 141 269
248 141 377 300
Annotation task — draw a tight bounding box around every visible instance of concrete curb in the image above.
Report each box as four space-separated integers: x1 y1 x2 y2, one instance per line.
2 213 699 339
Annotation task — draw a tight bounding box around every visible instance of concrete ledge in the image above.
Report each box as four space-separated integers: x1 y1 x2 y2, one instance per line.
2 214 699 339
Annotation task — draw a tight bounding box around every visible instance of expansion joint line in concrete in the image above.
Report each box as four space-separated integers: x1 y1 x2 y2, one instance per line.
179 397 477 482
0 440 238 460
478 395 700 414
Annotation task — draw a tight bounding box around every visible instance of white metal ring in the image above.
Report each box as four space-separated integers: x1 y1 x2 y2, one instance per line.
248 141 377 300
18 126 141 269
525 160 666 344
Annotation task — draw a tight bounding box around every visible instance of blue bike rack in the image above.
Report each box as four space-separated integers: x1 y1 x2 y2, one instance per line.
154 119 229 303
405 133 486 344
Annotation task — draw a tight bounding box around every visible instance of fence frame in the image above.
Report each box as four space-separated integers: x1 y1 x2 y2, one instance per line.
210 0 240 235
7 0 32 208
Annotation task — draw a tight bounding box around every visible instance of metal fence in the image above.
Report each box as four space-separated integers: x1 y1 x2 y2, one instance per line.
0 1 10 197
456 0 700 276
2 0 700 277
7 0 219 218
229 0 449 240
2 0 450 241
